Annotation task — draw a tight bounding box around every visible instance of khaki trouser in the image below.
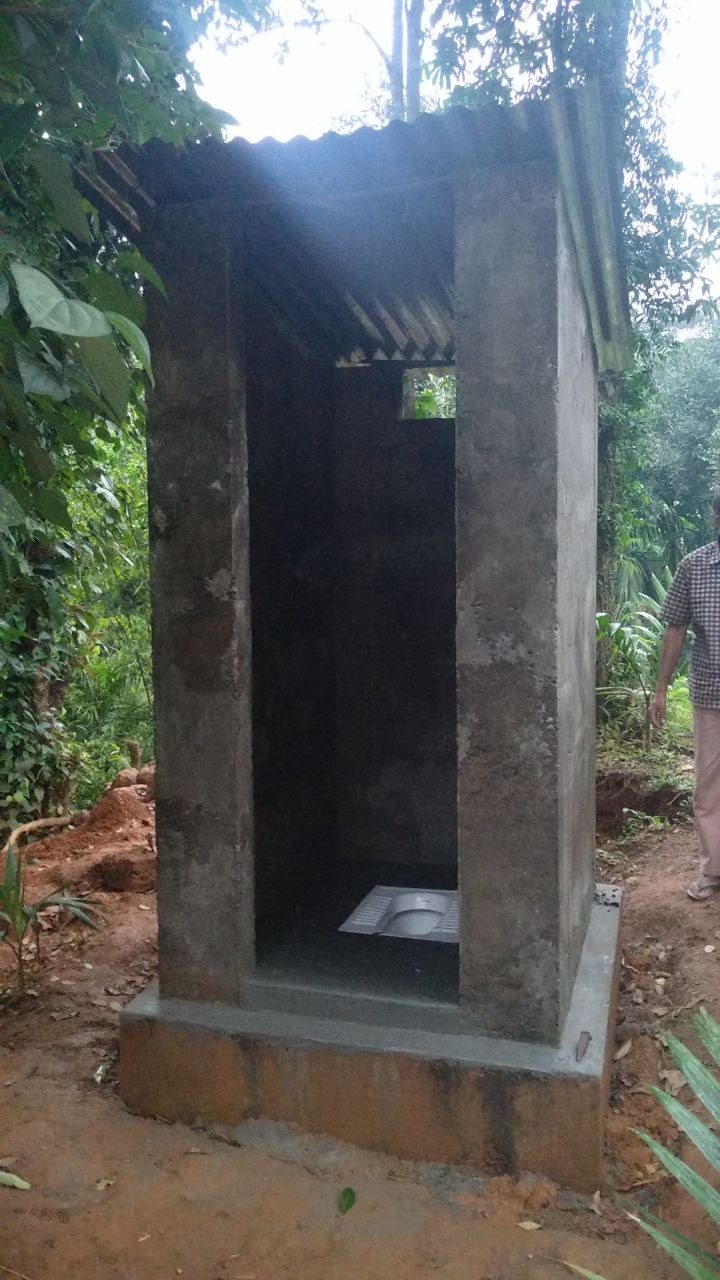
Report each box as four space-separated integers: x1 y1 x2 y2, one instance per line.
694 706 720 878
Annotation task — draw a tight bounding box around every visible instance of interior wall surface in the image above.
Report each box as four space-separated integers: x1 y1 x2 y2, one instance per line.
334 365 457 871
246 294 337 928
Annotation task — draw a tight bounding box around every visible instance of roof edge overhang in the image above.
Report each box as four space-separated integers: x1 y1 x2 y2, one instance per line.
548 82 632 374
80 83 631 374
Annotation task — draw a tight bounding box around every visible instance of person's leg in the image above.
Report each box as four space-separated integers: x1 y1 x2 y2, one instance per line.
689 705 720 898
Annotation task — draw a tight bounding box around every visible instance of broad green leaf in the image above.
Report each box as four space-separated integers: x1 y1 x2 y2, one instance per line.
0 277 9 314
695 1007 720 1070
29 146 91 244
41 896 100 929
337 1187 356 1215
0 376 29 427
32 487 71 531
0 1170 31 1191
0 103 36 160
15 346 67 400
10 264 111 338
650 1087 720 1172
114 248 167 298
16 435 55 482
637 1131 720 1225
106 311 153 384
53 415 97 459
666 1033 720 1128
86 272 145 326
76 336 129 424
640 1209 720 1271
0 484 25 531
631 1213 720 1280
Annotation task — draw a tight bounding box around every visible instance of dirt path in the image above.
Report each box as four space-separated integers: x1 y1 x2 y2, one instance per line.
0 820 718 1279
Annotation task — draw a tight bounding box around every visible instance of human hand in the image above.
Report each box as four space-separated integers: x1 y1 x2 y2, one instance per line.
648 689 667 729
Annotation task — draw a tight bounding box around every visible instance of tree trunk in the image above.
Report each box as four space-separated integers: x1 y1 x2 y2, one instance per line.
594 0 631 674
390 0 405 119
405 0 424 121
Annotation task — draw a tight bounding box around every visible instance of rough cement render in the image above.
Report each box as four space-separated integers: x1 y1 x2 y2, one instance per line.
144 203 254 1004
454 162 597 1043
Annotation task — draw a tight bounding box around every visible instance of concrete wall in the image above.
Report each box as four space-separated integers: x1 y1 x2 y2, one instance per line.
246 292 337 928
144 204 255 1004
557 207 598 1010
455 162 596 1043
334 365 457 869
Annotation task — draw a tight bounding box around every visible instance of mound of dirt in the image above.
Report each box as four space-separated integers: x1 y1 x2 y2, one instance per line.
26 787 153 865
23 774 156 893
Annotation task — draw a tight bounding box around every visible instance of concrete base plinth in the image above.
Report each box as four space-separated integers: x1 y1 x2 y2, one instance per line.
120 893 621 1191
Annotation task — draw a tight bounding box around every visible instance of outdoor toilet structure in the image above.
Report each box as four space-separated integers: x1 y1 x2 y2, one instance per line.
117 83 631 1190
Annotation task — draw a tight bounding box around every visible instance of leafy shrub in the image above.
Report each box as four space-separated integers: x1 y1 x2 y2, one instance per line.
597 568 688 751
0 838 100 991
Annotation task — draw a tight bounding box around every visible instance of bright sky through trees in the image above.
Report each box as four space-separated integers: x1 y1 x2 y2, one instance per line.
193 0 720 212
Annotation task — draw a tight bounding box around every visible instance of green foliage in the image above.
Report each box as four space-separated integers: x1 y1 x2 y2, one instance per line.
0 837 100 991
605 323 720 609
60 418 152 810
413 370 456 418
597 567 684 748
428 0 718 330
0 0 271 834
630 1008 720 1278
565 1011 720 1279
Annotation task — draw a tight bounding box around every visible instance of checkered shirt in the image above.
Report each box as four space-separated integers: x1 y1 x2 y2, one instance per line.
661 540 720 707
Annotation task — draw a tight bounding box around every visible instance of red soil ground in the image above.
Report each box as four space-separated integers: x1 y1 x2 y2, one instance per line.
0 796 718 1279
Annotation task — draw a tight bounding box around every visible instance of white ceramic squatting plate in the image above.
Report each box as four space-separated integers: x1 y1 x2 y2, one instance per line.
339 886 459 943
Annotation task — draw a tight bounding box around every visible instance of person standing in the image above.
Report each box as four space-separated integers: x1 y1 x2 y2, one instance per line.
650 492 720 899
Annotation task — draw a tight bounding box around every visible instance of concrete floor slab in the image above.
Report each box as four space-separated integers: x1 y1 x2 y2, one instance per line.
120 891 621 1191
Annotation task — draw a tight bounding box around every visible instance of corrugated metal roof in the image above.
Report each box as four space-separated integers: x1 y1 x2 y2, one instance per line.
90 84 630 372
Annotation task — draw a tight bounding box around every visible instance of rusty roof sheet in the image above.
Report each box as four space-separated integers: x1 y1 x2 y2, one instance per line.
92 84 629 372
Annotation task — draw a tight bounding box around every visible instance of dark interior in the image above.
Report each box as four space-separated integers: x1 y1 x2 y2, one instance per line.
244 203 458 1001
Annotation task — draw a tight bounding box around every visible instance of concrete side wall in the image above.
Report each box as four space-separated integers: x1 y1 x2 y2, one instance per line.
334 365 457 867
246 294 337 926
455 162 595 1043
144 205 254 1003
557 206 598 1009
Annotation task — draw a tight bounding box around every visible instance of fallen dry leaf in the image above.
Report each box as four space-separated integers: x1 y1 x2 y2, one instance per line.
659 1069 686 1097
517 1221 542 1231
670 995 708 1020
705 945 716 955
108 1001 123 1013
137 904 151 912
614 1039 633 1061
49 1010 78 1022
591 1189 602 1216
